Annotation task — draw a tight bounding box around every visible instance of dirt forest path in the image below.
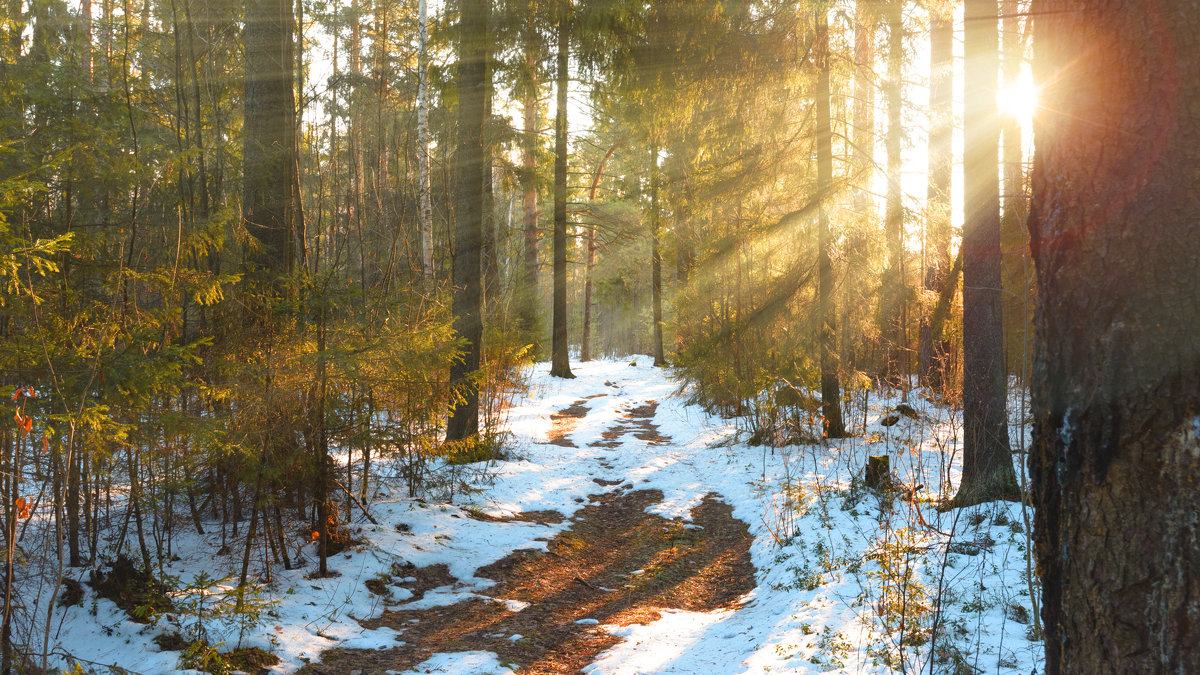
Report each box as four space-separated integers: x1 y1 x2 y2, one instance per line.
300 363 758 675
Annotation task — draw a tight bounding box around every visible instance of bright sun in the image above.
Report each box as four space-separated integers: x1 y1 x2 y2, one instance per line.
997 70 1039 124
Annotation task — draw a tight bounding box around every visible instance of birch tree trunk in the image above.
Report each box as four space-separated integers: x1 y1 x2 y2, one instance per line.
417 0 433 281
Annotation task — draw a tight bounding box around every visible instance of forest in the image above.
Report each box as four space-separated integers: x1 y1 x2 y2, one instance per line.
0 0 1197 672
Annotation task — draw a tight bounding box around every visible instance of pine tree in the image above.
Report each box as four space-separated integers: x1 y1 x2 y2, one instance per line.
956 0 1020 506
549 0 575 379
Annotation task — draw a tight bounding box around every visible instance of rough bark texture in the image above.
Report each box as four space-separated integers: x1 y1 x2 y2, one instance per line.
814 6 845 438
956 0 1019 507
242 0 296 275
1030 1 1200 672
445 0 488 440
549 6 574 379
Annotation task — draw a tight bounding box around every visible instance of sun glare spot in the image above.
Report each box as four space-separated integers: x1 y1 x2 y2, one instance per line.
997 70 1039 124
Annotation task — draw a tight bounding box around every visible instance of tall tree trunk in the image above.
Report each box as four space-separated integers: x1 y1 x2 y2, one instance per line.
1030 1 1200 671
815 3 846 438
649 146 665 367
852 1 874 192
581 140 617 363
349 0 366 285
882 0 906 384
1 429 15 675
955 0 1019 507
242 0 296 276
81 0 93 79
66 435 81 567
549 3 574 379
519 47 540 348
999 0 1030 376
919 1 954 391
445 0 489 438
482 49 499 307
314 312 331 576
845 1 874 375
417 0 433 280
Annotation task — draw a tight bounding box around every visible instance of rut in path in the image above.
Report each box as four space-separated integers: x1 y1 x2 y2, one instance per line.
546 398 595 447
300 488 756 675
589 400 668 448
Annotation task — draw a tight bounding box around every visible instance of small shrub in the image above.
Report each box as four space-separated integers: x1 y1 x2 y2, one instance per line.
154 632 188 651
88 556 173 623
364 574 391 597
58 578 84 607
179 639 280 674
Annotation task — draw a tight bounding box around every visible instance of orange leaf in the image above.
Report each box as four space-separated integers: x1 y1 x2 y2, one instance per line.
16 497 30 519
9 389 17 401
41 437 49 454
13 411 31 436
310 531 320 542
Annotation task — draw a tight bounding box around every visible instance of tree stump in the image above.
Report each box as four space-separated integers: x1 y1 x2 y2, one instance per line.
865 455 891 491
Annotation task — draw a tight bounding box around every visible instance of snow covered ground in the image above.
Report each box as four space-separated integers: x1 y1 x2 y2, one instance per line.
37 358 1044 674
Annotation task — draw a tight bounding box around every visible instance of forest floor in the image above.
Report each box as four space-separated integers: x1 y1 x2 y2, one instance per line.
39 359 1045 674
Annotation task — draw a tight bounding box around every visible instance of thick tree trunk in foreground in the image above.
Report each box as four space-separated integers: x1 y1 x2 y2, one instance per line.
814 5 845 438
956 0 1019 507
446 0 488 440
549 5 574 379
1030 1 1200 671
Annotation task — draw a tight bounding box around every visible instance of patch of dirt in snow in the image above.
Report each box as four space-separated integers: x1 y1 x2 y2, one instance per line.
467 509 566 525
300 490 755 674
547 400 591 447
391 562 457 604
589 400 668 448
